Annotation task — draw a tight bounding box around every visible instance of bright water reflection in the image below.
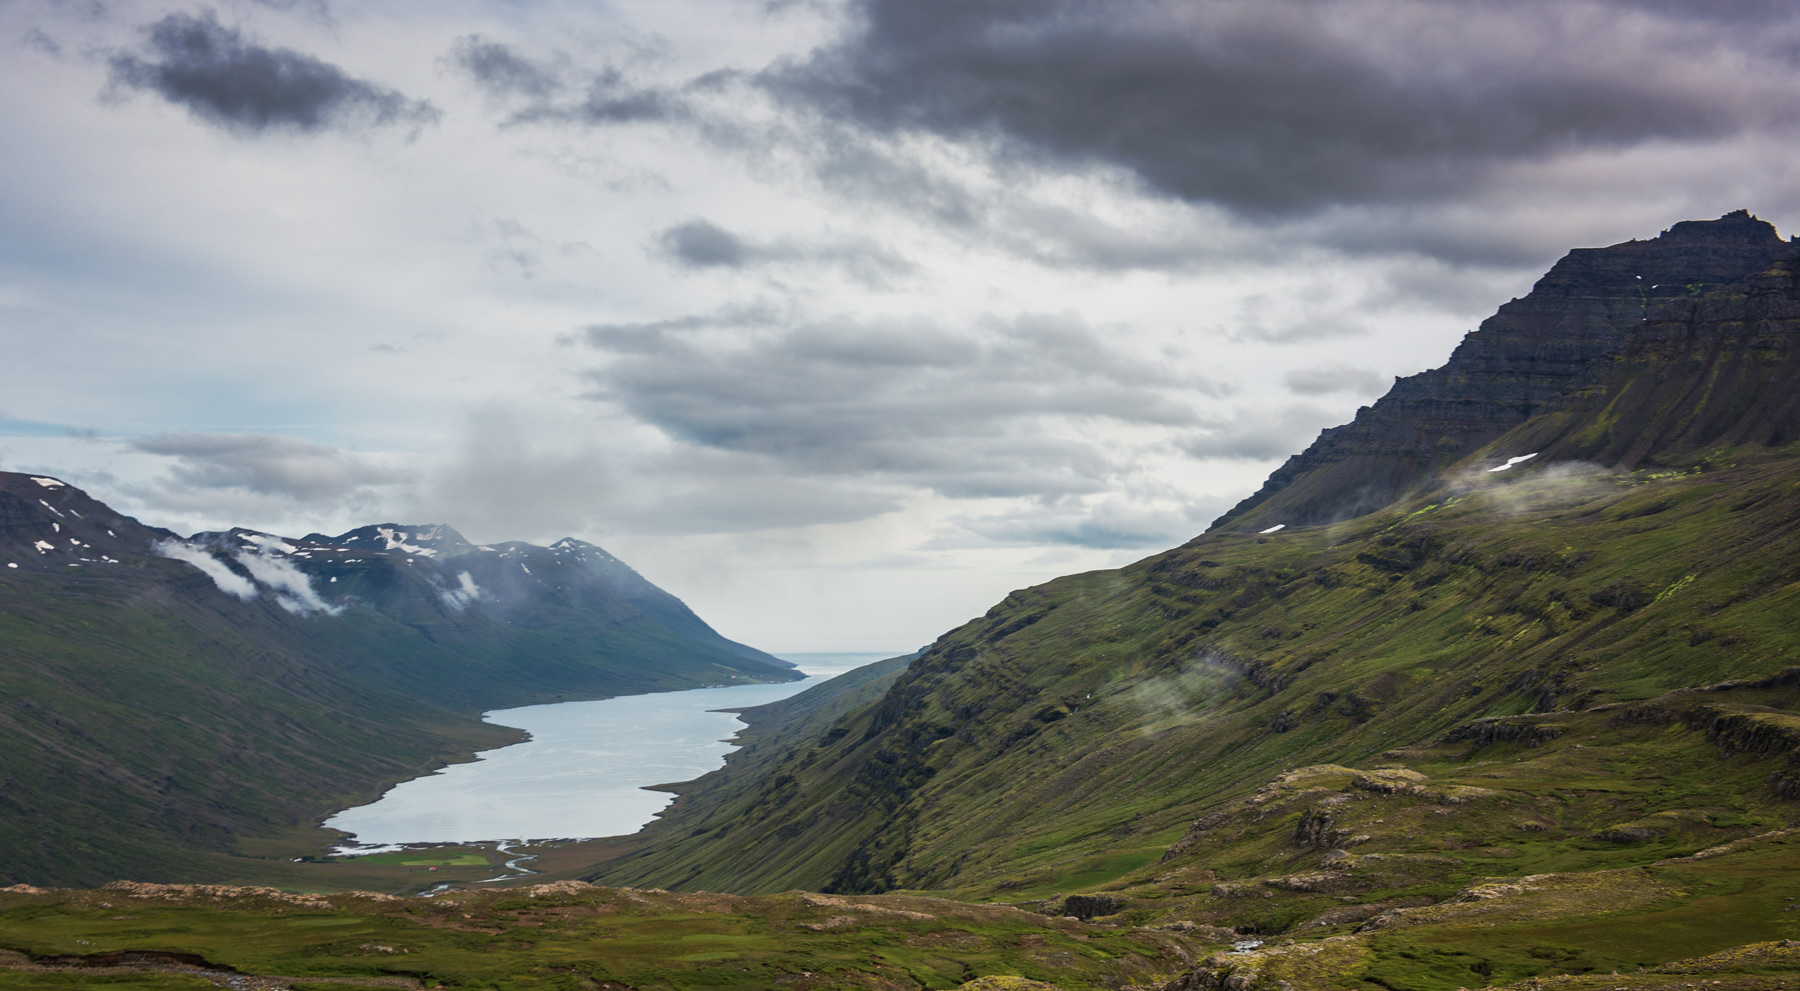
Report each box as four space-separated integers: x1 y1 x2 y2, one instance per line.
324 653 894 847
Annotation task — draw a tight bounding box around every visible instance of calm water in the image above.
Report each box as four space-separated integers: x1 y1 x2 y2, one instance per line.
323 653 893 849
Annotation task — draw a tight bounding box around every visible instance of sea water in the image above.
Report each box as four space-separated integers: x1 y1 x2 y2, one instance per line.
323 653 892 848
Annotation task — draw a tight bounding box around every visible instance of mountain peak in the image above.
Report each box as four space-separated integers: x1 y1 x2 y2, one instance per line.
1657 209 1785 246
312 523 475 559
1210 212 1800 532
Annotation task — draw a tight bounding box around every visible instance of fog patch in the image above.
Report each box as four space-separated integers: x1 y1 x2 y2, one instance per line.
1449 460 1621 515
232 545 342 615
1120 650 1244 731
439 571 481 610
154 538 257 600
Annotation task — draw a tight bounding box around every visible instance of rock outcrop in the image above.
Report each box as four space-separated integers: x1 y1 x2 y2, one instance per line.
1212 211 1796 531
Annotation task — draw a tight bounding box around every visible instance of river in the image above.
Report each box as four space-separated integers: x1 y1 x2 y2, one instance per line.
322 653 891 851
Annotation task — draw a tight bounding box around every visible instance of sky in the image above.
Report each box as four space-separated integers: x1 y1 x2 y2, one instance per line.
4 0 1799 653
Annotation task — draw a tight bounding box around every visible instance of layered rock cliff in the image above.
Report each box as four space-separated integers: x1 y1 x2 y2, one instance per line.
1212 210 1796 531
1504 250 1800 465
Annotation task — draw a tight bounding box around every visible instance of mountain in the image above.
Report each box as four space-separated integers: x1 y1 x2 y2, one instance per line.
1212 210 1797 531
580 215 1800 986
0 475 794 886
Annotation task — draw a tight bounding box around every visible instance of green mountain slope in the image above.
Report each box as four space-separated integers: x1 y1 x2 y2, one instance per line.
0 477 795 886
589 220 1800 924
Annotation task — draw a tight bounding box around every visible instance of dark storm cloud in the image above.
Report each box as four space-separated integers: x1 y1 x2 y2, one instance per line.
761 0 1800 215
131 432 402 500
107 10 437 135
581 309 1224 499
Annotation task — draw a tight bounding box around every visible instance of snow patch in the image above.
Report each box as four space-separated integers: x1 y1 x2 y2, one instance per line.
29 477 63 488
32 540 52 553
233 548 342 616
439 571 481 610
154 540 257 601
5 563 14 569
38 499 63 518
375 526 438 557
1259 524 1286 534
1488 453 1540 473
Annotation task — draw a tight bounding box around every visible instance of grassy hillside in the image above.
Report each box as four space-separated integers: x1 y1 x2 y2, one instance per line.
590 442 1800 900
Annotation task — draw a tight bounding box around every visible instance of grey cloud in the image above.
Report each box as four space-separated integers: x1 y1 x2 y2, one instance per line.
1227 290 1372 345
761 0 1800 216
655 218 914 285
1179 404 1336 461
21 27 63 57
108 10 438 136
582 308 1223 499
425 409 616 542
447 35 563 101
446 37 687 127
1283 364 1390 397
949 497 1219 550
660 220 747 268
131 432 403 500
1230 315 1370 345
616 465 903 535
423 408 899 540
239 0 332 20
582 300 791 352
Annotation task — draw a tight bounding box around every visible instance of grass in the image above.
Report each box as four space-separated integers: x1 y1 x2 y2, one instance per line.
0 885 1197 991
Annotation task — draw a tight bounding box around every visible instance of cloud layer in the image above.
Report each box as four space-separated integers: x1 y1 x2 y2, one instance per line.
130 433 403 501
766 0 1800 215
583 308 1222 500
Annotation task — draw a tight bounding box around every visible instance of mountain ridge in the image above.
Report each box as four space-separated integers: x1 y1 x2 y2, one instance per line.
584 213 1800 950
0 472 795 886
1211 210 1798 531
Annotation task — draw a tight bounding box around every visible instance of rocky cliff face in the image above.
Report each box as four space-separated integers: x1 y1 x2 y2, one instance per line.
1503 250 1800 466
1212 210 1796 531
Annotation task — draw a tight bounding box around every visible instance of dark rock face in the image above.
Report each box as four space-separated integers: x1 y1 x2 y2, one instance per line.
1212 211 1796 531
1507 250 1800 466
